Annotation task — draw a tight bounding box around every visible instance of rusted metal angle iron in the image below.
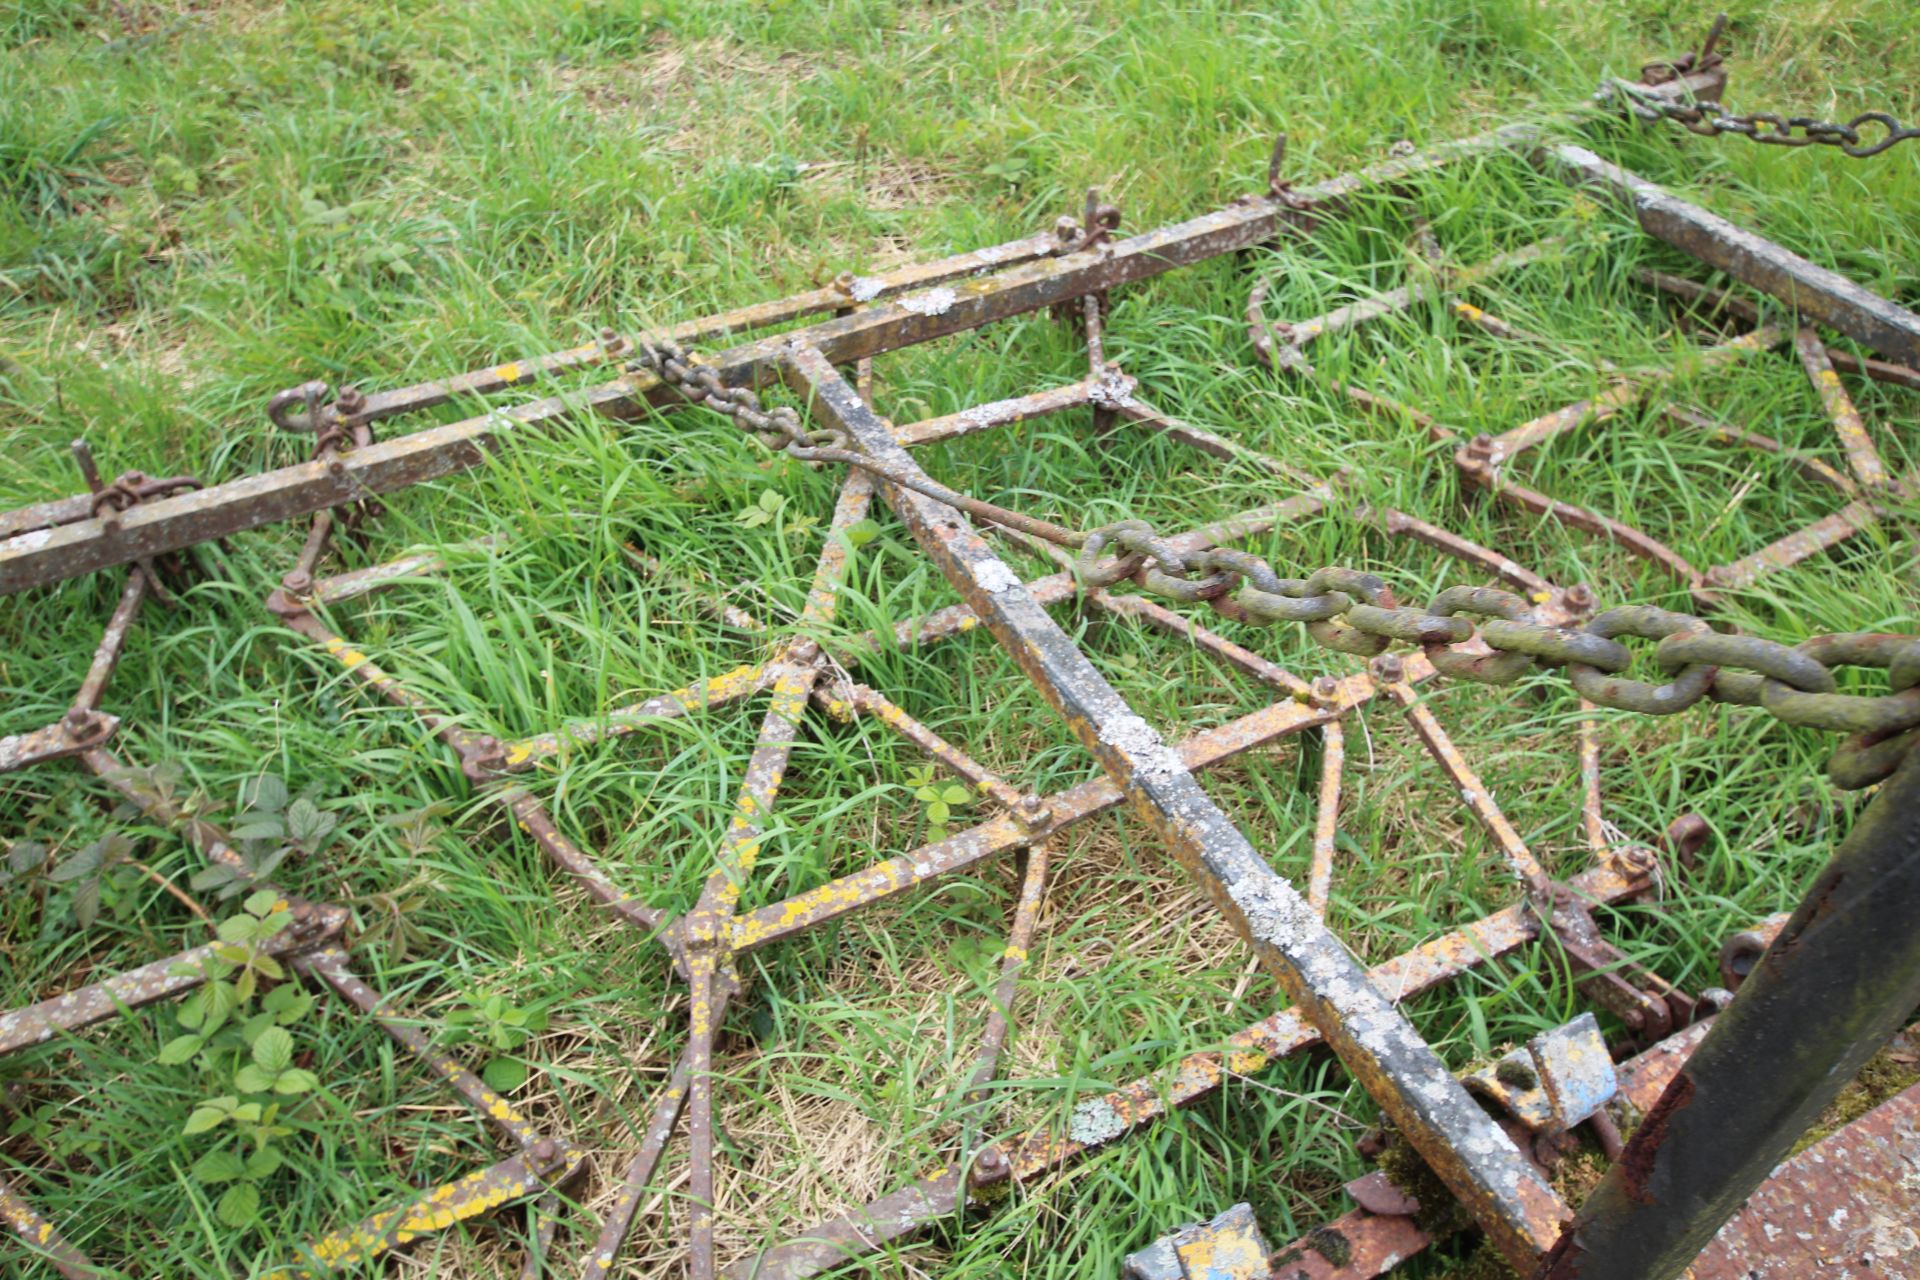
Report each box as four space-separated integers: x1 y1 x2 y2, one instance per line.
0 121 1568 597
1531 142 1920 365
785 343 1569 1270
334 231 1065 430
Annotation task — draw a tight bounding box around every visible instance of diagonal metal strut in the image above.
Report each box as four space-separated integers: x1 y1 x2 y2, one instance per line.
781 343 1570 1271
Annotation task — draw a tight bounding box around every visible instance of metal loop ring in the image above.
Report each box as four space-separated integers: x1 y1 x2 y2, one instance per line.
1828 725 1920 790
1303 566 1392 607
1842 111 1920 158
1345 603 1471 647
1193 547 1288 596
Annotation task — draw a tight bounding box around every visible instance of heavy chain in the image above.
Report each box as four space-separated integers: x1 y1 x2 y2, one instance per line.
628 346 1917 792
1604 79 1920 159
1075 522 1920 790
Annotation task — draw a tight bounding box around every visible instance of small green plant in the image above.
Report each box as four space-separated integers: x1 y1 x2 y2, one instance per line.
981 156 1032 190
735 488 787 528
444 993 548 1093
904 764 974 842
0 839 50 891
191 774 338 901
159 890 322 1230
2 833 141 929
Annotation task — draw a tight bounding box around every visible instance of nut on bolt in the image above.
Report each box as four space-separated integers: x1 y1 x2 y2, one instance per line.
1013 794 1053 834
531 1137 558 1165
334 384 367 417
970 1146 1010 1185
599 326 629 357
1310 674 1342 708
281 568 314 598
1369 653 1406 685
1565 583 1595 611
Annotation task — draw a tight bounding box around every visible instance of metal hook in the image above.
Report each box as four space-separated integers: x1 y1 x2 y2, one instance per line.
268 379 333 432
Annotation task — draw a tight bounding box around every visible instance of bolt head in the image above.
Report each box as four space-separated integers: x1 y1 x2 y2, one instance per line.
531 1137 557 1163
971 1147 1009 1184
1311 675 1341 706
1369 654 1405 685
336 384 365 414
1015 795 1052 831
1566 583 1594 609
1620 845 1658 874
281 569 313 596
62 707 92 734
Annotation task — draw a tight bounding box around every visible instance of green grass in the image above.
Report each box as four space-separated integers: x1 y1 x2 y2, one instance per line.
3 1 1918 1277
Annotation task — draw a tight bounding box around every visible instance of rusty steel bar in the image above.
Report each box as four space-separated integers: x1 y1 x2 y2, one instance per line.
1378 666 1553 896
506 664 779 762
1372 507 1559 600
893 381 1097 447
1308 692 1344 917
1658 405 1860 498
677 470 875 1280
821 679 1026 812
715 666 1402 957
503 788 667 932
0 902 346 1056
961 836 1052 1110
1534 143 1920 366
1794 326 1891 489
1703 488 1905 592
786 344 1569 1271
284 947 581 1278
1083 586 1315 701
1541 745 1920 1279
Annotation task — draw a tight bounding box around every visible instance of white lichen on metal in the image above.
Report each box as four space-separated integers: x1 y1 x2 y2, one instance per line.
1068 1096 1128 1146
974 560 1021 593
898 287 958 317
846 276 883 303
1103 713 1182 780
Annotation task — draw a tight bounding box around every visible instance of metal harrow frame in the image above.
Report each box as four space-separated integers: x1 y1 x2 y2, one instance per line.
4 45 1920 1280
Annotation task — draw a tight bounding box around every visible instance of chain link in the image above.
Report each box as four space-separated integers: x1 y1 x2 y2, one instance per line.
1604 78 1920 159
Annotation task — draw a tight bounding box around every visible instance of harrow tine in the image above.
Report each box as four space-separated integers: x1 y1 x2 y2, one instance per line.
580 1050 693 1280
962 834 1053 1113
1308 679 1345 918
1795 325 1892 489
0 1176 96 1280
